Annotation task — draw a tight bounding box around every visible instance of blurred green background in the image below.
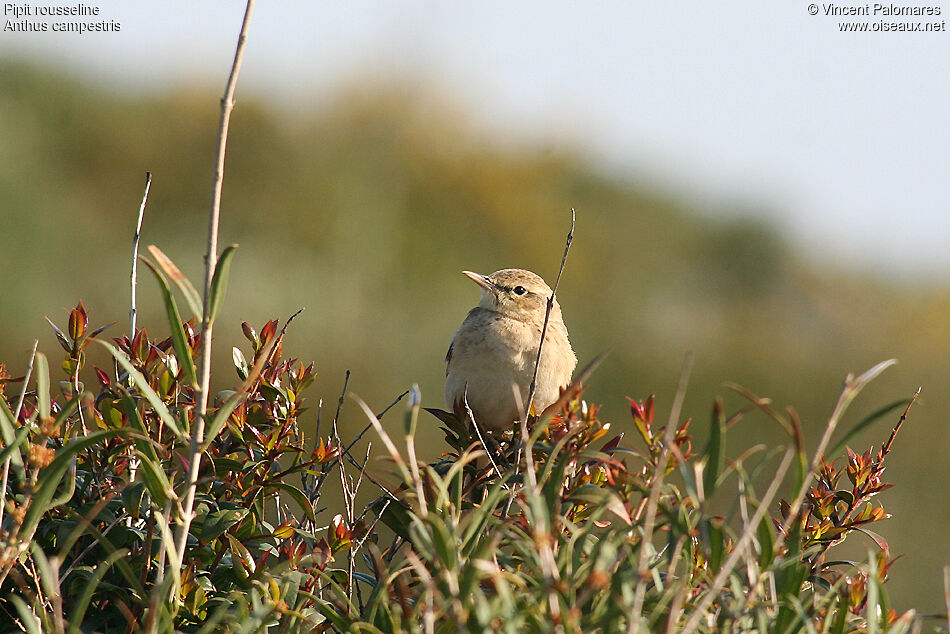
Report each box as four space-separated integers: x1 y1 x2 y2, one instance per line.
1 59 948 614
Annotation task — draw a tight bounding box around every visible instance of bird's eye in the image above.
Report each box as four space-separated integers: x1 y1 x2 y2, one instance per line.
513 286 527 296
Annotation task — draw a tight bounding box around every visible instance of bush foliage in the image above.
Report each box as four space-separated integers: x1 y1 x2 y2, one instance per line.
0 283 921 632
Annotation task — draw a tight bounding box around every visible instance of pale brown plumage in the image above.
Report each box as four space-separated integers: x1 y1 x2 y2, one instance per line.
445 268 577 431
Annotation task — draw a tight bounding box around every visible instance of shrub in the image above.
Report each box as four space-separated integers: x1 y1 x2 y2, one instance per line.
0 292 920 632
0 5 924 630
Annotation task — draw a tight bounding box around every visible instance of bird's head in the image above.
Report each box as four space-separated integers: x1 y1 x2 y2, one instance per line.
463 268 559 323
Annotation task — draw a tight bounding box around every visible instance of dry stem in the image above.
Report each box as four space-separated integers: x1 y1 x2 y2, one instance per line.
175 0 256 572
130 172 151 336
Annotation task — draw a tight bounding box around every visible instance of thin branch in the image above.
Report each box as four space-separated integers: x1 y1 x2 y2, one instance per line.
60 511 126 581
176 0 256 571
343 452 398 501
521 208 575 432
325 388 410 476
127 173 151 486
876 386 919 466
502 209 575 519
332 370 351 438
309 371 351 508
279 307 305 340
462 386 506 484
130 172 152 336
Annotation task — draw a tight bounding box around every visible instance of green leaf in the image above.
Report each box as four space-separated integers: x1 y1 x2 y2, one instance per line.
773 560 810 633
29 542 59 602
424 514 457 571
48 461 77 509
119 393 174 506
61 509 146 598
757 515 775 568
35 352 50 421
232 346 249 380
147 244 203 319
96 339 184 441
0 397 25 476
266 481 316 524
20 429 130 540
703 398 725 498
699 518 726 573
830 592 849 634
201 389 247 452
0 426 30 467
460 477 511 556
212 458 244 475
566 484 632 525
140 257 198 388
207 244 238 324
380 500 413 541
8 595 41 634
52 396 79 435
200 508 248 544
226 534 255 576
65 549 128 634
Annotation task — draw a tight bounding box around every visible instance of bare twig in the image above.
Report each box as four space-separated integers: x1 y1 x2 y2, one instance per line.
462 386 506 484
309 371 351 508
501 209 575 520
326 388 410 476
333 370 351 439
127 173 152 485
521 208 575 432
130 172 152 336
343 452 398 501
876 386 919 466
176 0 256 572
277 307 305 343
509 209 574 625
315 398 323 443
60 510 126 581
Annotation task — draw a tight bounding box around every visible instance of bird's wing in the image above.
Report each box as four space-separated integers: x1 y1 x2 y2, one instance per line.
445 340 454 375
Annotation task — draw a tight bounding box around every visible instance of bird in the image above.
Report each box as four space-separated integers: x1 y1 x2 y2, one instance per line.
444 268 577 432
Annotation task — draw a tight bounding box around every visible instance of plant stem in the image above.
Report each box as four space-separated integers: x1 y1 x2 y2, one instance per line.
130 172 151 336
175 0 256 572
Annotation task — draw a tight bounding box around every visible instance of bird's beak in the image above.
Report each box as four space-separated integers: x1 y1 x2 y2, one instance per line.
462 270 495 293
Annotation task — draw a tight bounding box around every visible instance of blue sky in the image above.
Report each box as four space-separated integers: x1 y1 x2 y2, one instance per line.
3 1 948 278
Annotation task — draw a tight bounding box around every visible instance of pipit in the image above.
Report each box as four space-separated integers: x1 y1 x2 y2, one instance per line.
445 268 577 432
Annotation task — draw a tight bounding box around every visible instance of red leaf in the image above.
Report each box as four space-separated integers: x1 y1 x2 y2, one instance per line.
68 300 88 340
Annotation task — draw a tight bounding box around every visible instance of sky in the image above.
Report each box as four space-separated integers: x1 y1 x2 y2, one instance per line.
3 1 948 278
